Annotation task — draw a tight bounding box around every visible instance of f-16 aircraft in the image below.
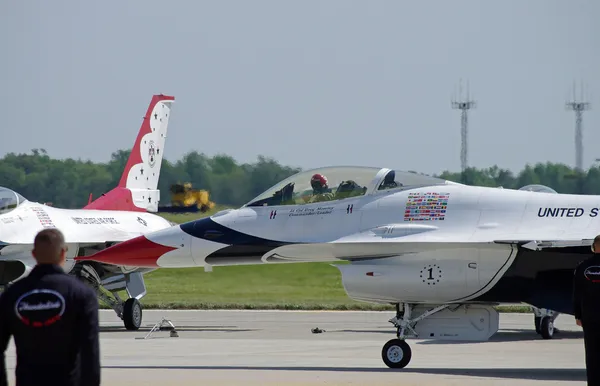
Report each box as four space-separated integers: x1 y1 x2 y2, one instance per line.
0 94 175 331
81 166 592 368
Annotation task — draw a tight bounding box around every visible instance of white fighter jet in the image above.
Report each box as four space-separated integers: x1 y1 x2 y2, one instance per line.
0 94 176 331
81 166 591 368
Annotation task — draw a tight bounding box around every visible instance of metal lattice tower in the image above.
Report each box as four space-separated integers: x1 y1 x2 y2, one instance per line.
565 81 591 172
451 79 477 174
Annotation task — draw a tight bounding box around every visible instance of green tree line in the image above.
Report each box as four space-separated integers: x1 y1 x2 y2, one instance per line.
1 148 599 208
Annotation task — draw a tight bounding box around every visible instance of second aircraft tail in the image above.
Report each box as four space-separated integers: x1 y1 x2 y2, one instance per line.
84 94 175 212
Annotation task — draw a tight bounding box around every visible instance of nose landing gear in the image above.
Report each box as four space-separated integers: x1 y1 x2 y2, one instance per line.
73 263 147 330
532 307 559 339
382 303 450 369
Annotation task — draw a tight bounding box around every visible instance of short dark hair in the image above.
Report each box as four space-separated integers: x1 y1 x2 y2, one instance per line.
34 228 65 246
593 235 600 251
33 228 66 263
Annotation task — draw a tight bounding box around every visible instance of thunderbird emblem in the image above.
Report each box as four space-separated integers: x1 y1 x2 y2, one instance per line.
148 141 156 168
584 266 600 282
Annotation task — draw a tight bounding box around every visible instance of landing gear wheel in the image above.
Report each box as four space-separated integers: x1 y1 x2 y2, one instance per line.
123 298 142 330
382 339 412 369
540 316 554 339
534 316 541 334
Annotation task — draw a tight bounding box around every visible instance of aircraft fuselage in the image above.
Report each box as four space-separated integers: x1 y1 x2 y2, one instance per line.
85 168 599 315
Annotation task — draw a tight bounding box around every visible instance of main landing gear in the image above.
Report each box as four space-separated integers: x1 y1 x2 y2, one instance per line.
73 263 146 330
382 303 449 369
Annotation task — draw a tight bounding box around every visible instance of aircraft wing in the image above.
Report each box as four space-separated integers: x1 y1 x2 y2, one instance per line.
261 223 595 263
494 239 594 250
260 222 508 263
261 240 505 263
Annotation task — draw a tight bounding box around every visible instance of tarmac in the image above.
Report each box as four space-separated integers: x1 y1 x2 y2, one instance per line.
2 309 588 385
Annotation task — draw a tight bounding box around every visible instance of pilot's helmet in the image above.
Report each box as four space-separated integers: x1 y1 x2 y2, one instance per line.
310 173 328 192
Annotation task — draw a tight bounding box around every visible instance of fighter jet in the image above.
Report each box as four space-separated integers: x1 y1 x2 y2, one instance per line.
0 94 176 331
80 166 592 368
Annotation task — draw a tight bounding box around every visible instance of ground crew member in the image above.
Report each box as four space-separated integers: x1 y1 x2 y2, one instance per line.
0 228 100 386
573 234 600 385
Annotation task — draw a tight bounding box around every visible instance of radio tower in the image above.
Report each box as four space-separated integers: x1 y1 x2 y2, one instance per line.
451 79 476 181
566 81 591 172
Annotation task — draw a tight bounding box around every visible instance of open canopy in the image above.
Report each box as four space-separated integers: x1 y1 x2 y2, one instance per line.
0 187 27 215
244 166 449 207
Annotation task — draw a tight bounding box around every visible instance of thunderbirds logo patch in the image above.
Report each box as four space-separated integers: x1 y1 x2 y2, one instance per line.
14 289 66 327
404 192 449 222
584 266 600 283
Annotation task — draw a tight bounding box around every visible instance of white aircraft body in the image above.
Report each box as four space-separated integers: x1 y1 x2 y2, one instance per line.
0 94 176 330
82 166 592 368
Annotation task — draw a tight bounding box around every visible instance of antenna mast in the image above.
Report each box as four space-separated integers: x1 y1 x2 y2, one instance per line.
566 81 591 172
451 79 477 179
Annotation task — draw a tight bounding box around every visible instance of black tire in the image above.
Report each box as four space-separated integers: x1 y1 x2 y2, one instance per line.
534 316 541 334
382 339 412 369
540 316 554 339
123 298 142 331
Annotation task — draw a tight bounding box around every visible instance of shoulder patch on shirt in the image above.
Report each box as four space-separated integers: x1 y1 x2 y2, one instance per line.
14 289 66 327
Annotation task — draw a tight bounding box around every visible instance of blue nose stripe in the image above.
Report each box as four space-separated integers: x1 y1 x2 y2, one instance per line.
180 217 285 246
179 217 290 265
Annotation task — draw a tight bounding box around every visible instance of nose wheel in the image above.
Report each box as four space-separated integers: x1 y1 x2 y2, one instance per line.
539 316 554 339
382 302 450 369
382 339 412 368
532 307 559 339
123 298 143 330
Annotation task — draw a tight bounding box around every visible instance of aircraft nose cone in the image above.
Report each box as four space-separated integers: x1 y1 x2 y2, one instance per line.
78 235 177 268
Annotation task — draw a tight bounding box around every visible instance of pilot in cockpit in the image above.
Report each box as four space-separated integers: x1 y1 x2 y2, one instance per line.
378 170 399 190
309 173 334 203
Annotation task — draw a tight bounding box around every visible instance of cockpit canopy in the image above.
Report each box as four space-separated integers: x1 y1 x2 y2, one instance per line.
244 166 448 207
518 184 558 194
0 187 27 215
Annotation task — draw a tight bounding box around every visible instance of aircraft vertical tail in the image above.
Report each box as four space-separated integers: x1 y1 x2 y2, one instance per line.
84 94 175 212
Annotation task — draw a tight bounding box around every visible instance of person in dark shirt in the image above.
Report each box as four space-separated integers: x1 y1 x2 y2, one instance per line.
0 228 100 386
573 234 600 386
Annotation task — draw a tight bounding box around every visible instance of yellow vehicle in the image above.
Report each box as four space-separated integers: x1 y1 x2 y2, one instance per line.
158 182 215 213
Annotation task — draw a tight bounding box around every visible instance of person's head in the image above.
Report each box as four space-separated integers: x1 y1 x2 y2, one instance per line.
592 235 600 254
310 173 328 194
32 228 67 266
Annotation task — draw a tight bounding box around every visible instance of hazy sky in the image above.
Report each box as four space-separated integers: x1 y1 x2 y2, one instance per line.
1 0 598 176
